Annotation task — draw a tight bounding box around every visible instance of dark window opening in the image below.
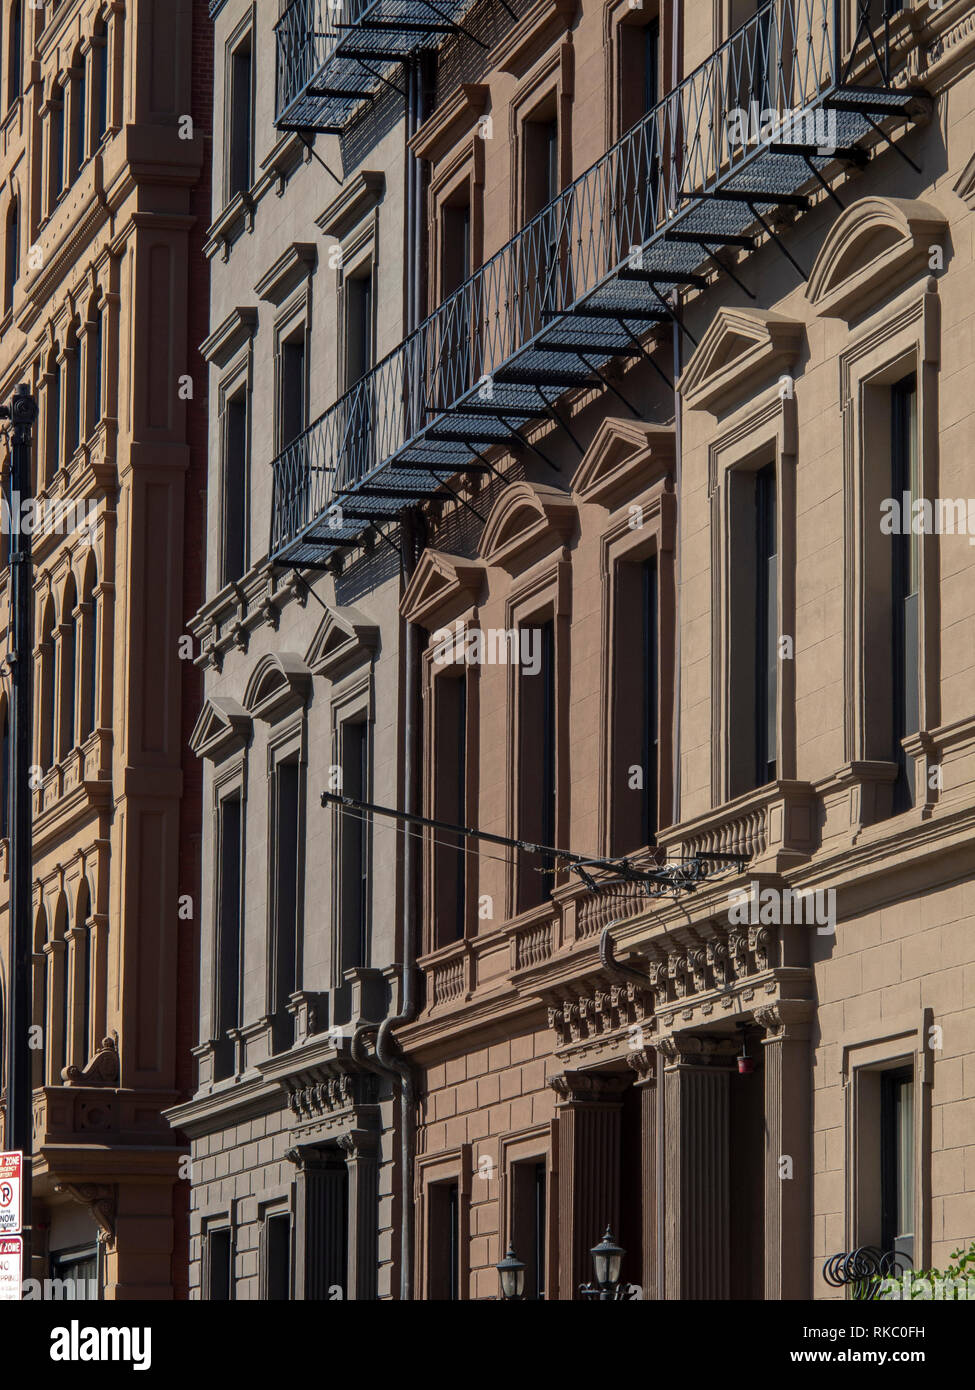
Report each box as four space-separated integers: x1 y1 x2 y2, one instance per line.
215 795 242 1080
92 309 103 426
729 463 778 797
72 56 86 177
4 197 18 312
433 674 467 946
50 90 65 206
65 349 81 459
207 1228 233 1301
511 1161 546 1300
340 720 369 971
222 390 248 586
891 373 919 813
264 1213 292 1301
228 36 253 200
521 110 561 336
8 1 22 108
280 333 306 449
518 620 555 912
881 1067 914 1263
271 759 301 1051
428 1181 461 1300
440 197 472 399
93 31 108 143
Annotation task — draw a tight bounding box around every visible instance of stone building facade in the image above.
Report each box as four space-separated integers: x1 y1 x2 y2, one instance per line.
0 0 210 1298
176 0 975 1300
165 0 419 1300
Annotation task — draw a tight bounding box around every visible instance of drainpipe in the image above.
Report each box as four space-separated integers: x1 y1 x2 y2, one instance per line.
348 59 426 1300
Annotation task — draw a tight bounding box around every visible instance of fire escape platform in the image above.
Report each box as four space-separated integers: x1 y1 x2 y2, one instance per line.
270 4 930 569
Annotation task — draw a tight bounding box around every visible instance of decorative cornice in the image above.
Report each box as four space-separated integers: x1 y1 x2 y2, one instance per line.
254 242 317 305
305 604 378 679
478 481 576 570
200 305 258 367
316 171 386 241
411 84 491 163
548 1069 631 1105
806 196 946 320
572 417 675 507
189 696 252 761
400 549 483 627
678 307 803 413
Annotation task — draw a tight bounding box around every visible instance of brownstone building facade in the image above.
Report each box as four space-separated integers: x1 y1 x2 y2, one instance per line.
0 0 210 1298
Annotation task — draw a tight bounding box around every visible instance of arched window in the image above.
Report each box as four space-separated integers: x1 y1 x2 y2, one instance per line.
53 894 69 1080
40 597 56 769
76 878 92 1064
49 83 65 210
59 573 77 758
91 303 103 426
82 558 98 737
4 194 17 313
70 48 86 179
44 343 60 487
7 1 20 109
93 20 108 145
33 905 48 1087
65 335 81 458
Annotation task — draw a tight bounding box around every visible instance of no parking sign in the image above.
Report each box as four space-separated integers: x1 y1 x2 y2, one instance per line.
0 1152 22 1235
0 1236 21 1300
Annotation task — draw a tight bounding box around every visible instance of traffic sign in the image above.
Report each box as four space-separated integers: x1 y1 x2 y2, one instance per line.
0 1152 23 1234
0 1236 22 1300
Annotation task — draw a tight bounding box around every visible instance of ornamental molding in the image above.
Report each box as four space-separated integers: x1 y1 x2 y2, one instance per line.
678 307 803 413
806 196 946 321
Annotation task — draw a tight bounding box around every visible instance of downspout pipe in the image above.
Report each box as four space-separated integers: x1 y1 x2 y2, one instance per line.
349 57 424 1302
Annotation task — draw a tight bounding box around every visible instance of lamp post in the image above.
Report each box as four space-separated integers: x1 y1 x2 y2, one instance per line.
2 383 38 1286
579 1226 636 1301
496 1243 527 1301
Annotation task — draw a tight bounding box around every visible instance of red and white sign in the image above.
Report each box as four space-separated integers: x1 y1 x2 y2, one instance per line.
0 1236 22 1300
0 1152 23 1235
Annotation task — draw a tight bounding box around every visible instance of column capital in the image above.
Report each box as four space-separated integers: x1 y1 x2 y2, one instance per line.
754 999 813 1042
548 1069 630 1107
626 1047 657 1085
654 1033 738 1069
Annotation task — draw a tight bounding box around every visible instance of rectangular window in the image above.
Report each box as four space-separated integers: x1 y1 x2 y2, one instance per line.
728 463 777 797
345 271 372 387
228 35 253 200
891 373 919 811
440 199 472 398
433 673 467 947
263 1213 292 1301
517 620 555 912
207 1228 233 1302
339 720 369 971
428 1182 460 1300
612 556 659 854
511 1161 547 1300
222 390 248 586
620 13 660 132
215 794 243 1079
881 1067 914 1262
94 36 108 142
279 333 306 450
271 759 301 1049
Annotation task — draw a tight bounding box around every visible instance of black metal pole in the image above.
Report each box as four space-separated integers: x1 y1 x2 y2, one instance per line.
3 383 38 1285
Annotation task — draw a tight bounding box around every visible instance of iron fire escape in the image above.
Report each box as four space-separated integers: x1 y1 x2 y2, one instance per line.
269 0 929 569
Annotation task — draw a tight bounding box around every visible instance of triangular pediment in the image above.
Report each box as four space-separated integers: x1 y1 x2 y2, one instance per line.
806 196 946 320
679 308 803 413
479 482 576 570
243 652 311 722
400 550 483 627
189 697 251 762
573 418 676 506
954 152 975 210
305 605 379 679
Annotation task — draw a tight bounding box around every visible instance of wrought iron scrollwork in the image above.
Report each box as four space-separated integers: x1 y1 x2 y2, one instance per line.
823 1246 913 1300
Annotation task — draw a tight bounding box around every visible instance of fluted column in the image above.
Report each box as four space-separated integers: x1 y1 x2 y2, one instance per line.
658 1034 736 1299
549 1070 629 1298
338 1128 379 1301
628 1047 658 1298
755 1001 813 1300
288 1145 348 1300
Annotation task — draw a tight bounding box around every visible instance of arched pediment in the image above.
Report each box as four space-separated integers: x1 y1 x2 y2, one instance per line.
678 307 803 413
242 653 311 722
189 697 252 761
806 196 946 320
400 549 483 627
305 604 378 679
478 482 576 569
572 417 675 506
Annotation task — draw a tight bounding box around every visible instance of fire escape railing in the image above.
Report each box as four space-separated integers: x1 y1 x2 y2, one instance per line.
275 0 481 132
270 0 923 566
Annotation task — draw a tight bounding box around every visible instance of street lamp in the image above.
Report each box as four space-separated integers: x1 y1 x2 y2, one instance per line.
579 1226 636 1300
496 1243 526 1301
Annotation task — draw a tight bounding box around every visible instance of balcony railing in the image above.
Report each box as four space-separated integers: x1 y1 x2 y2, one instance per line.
275 0 481 132
271 0 925 567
